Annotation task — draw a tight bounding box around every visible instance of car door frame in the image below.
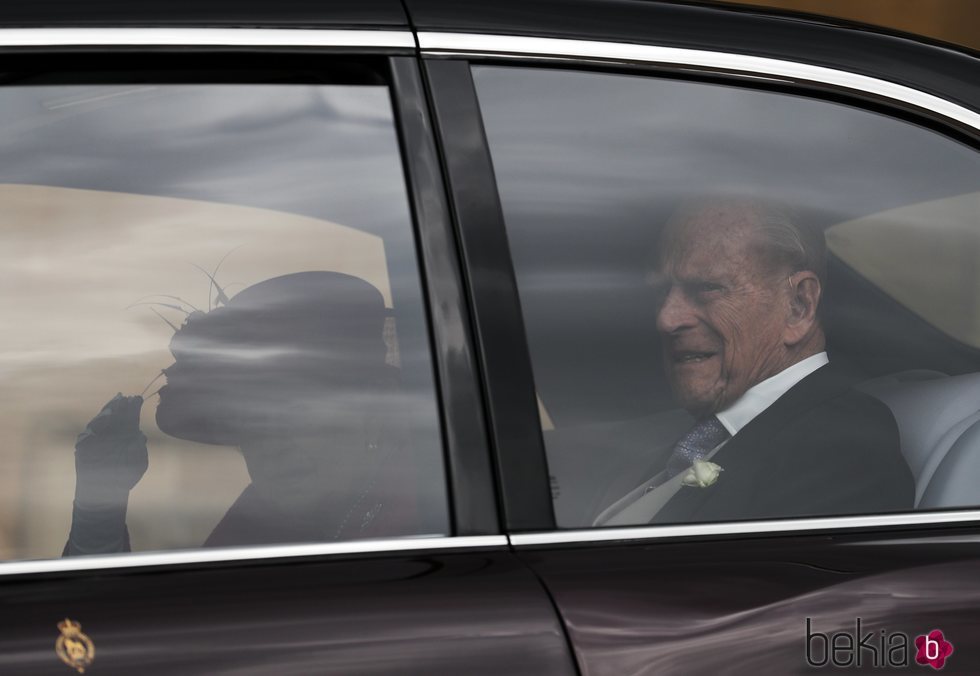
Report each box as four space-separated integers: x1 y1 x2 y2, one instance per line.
418 20 980 674
0 28 580 676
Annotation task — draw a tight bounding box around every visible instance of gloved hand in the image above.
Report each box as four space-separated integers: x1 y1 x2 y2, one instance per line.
73 394 148 510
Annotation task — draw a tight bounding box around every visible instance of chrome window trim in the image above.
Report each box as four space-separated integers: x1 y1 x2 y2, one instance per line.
418 32 980 133
0 536 507 576
0 27 415 49
511 511 980 547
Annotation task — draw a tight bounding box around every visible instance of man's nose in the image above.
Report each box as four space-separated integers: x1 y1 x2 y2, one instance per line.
656 286 698 334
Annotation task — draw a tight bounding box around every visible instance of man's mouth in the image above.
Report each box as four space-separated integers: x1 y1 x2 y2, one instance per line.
671 350 717 364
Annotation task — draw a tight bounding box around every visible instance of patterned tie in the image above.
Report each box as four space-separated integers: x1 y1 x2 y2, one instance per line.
665 416 731 478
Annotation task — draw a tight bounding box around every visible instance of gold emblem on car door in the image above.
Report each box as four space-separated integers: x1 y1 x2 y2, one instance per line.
55 619 95 673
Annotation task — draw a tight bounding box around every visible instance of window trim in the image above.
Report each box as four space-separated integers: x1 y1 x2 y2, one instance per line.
0 27 415 49
511 511 980 547
422 58 555 533
389 56 501 536
0 536 509 577
418 32 980 137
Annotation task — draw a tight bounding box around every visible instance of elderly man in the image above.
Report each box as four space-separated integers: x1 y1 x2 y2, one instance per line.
595 199 914 526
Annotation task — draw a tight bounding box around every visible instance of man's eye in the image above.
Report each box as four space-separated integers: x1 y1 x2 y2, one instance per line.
692 282 723 295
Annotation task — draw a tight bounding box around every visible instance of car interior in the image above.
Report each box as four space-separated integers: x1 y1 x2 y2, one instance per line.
538 192 980 526
471 65 980 528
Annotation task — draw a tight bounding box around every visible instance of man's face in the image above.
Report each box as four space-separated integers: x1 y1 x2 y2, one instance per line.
655 207 791 417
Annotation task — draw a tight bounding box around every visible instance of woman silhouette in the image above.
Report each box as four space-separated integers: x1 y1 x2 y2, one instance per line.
65 271 418 555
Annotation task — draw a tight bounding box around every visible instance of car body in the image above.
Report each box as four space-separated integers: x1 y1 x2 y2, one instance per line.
0 1 979 674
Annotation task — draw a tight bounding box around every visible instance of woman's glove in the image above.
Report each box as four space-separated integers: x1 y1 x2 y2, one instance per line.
73 394 148 510
65 394 147 556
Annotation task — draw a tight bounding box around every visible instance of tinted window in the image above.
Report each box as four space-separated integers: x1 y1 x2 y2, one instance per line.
473 65 980 528
1 72 449 559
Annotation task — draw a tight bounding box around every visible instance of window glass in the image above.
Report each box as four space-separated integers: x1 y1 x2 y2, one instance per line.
826 193 980 346
0 75 449 560
473 65 980 528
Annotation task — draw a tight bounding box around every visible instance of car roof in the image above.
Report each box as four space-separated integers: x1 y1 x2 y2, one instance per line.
0 0 977 111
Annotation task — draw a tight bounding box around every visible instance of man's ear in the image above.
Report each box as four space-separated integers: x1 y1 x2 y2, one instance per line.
784 270 821 346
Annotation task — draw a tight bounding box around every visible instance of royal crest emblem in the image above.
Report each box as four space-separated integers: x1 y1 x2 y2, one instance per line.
55 618 95 674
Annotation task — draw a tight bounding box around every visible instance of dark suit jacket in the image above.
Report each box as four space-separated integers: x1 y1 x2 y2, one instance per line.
645 364 915 524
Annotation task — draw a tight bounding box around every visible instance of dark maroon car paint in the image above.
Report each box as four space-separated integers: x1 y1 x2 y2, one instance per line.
1 2 979 675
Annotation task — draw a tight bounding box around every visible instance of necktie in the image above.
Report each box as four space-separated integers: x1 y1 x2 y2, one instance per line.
665 416 730 478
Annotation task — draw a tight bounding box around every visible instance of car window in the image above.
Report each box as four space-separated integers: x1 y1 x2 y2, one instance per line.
471 64 980 528
827 192 980 347
0 71 449 560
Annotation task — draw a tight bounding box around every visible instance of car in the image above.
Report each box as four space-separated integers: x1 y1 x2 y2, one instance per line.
0 1 978 673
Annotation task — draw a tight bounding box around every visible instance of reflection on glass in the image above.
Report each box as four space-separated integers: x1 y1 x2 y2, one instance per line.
0 82 448 560
67 272 423 555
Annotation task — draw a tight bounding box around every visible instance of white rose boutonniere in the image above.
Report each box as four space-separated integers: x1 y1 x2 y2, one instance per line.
681 460 723 488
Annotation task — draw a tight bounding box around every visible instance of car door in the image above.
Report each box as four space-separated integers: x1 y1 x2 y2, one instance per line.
415 3 980 673
0 24 576 676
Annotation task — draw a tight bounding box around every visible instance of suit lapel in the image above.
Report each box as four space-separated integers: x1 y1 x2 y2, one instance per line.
592 437 679 522
651 364 856 524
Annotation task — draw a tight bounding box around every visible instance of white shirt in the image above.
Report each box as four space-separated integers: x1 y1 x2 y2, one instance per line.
593 351 829 527
715 351 829 437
